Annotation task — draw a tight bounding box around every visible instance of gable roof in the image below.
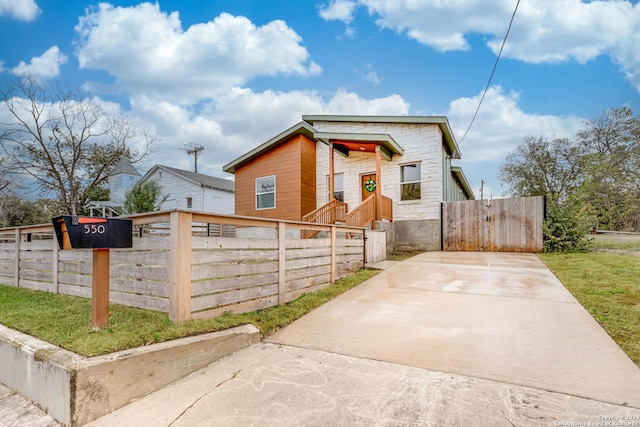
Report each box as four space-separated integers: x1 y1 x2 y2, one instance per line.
223 121 316 174
109 157 141 177
303 115 461 159
142 165 235 193
223 115 464 175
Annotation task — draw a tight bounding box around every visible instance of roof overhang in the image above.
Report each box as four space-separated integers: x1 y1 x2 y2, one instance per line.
451 166 475 200
314 132 403 161
304 115 461 159
223 121 316 174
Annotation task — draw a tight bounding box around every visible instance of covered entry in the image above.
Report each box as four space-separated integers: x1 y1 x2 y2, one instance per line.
442 196 545 252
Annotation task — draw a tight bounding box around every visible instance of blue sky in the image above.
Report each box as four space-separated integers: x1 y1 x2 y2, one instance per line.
2 0 639 198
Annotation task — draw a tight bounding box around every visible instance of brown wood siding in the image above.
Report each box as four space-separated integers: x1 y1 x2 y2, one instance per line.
234 134 316 221
300 136 317 217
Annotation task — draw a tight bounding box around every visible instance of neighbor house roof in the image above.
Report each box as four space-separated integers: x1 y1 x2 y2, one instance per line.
142 165 235 193
303 115 462 159
109 157 141 177
451 166 475 200
223 121 316 174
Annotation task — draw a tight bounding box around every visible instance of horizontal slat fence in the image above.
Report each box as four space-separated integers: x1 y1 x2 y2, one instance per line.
0 210 368 322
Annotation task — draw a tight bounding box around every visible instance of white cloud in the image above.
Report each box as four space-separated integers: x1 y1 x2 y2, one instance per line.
338 0 640 92
446 86 585 196
0 0 40 22
447 86 584 162
11 46 68 78
130 88 409 176
359 64 381 85
74 3 322 105
319 0 357 23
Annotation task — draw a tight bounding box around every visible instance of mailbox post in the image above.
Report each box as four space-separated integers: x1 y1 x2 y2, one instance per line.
53 216 133 328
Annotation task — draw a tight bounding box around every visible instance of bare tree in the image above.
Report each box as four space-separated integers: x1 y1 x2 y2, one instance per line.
0 75 153 215
0 157 10 193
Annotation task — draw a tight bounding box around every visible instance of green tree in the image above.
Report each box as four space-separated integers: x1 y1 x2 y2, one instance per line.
0 75 153 216
499 136 583 205
577 107 640 230
0 193 61 227
500 107 640 232
123 181 166 214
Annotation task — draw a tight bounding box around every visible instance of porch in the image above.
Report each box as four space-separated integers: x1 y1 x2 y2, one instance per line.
302 131 399 231
302 193 393 230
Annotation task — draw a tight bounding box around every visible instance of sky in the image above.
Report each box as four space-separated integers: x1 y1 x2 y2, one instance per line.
1 0 639 199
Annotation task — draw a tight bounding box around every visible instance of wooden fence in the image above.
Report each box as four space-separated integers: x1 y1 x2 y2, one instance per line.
0 210 368 322
442 196 545 253
365 230 386 264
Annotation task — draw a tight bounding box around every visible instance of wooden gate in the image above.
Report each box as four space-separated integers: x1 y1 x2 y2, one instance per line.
442 196 544 253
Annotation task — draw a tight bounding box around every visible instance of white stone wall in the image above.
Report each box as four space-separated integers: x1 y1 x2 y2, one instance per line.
147 170 234 214
315 122 445 221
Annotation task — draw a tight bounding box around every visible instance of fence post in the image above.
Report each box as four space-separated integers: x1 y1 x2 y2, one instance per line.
13 229 20 287
52 235 59 294
169 210 192 322
330 225 336 283
278 222 286 305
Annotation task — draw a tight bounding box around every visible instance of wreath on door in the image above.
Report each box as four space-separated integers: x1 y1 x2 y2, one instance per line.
364 179 376 192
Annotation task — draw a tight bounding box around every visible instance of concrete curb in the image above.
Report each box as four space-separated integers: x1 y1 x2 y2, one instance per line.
0 324 260 426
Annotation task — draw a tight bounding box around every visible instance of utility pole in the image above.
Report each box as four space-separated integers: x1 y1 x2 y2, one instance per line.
480 179 484 201
181 143 205 173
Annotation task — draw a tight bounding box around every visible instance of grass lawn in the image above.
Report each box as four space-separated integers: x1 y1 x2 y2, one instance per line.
0 268 379 357
386 250 425 261
590 233 640 252
539 243 640 367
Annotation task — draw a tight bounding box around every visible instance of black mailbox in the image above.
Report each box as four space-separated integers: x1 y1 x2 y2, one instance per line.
52 216 133 249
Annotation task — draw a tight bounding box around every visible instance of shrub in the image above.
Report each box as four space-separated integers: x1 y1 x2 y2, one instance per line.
543 200 592 252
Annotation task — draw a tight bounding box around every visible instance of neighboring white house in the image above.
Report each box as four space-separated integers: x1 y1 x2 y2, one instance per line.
86 157 141 217
139 165 235 214
109 157 142 204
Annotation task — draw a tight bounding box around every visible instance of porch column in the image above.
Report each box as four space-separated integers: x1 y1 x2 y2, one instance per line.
375 146 382 223
329 142 335 201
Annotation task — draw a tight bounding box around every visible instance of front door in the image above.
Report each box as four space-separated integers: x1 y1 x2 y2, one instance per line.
361 173 376 201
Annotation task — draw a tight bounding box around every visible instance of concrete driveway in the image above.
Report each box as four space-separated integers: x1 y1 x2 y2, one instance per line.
87 252 640 426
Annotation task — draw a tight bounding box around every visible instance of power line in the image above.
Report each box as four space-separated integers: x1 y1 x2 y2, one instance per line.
458 0 521 146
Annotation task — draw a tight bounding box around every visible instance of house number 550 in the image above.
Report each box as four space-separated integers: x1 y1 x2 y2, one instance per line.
84 224 106 235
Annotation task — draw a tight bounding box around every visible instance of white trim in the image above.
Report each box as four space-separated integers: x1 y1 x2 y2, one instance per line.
400 162 422 201
256 175 276 210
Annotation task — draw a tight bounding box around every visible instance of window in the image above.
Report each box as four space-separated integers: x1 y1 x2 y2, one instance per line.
256 175 275 209
186 197 193 208
326 173 344 202
400 163 421 201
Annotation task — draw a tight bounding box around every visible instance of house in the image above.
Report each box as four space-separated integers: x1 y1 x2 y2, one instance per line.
86 157 141 217
223 115 474 251
139 165 235 213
